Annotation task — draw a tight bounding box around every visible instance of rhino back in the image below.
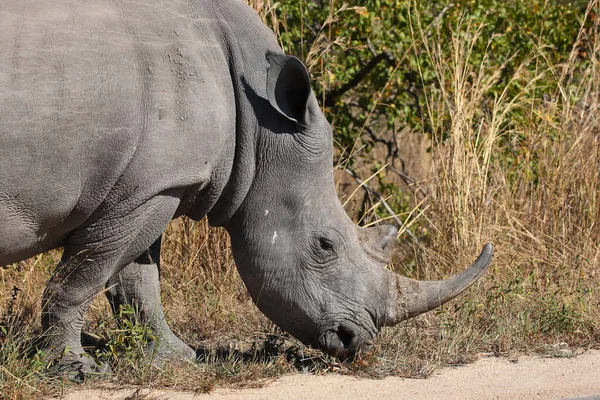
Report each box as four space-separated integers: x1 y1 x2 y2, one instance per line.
0 0 237 263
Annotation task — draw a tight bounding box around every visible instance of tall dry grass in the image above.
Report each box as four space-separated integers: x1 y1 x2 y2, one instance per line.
376 0 600 365
418 4 600 264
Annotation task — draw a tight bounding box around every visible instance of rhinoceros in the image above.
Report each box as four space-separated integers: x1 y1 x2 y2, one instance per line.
0 0 493 379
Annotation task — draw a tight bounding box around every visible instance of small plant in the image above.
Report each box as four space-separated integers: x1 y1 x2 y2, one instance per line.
94 304 156 379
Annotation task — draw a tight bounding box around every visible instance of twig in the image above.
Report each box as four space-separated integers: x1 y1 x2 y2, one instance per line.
428 3 455 36
389 167 430 200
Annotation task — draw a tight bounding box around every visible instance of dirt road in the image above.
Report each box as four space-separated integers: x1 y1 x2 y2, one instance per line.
52 350 600 400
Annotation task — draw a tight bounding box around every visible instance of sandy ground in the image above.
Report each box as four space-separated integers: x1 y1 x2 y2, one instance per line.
50 350 600 400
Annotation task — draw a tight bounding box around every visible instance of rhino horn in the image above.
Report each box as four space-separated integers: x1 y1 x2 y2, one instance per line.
384 243 493 326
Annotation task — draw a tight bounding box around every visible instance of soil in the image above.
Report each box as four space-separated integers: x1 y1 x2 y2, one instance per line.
49 350 600 400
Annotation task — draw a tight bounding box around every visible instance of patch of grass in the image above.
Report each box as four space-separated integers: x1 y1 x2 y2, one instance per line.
0 283 57 399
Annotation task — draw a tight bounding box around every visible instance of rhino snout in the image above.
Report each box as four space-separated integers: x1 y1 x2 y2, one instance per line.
318 321 375 358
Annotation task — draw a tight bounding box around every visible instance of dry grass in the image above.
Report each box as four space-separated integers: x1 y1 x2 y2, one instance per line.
377 0 600 366
2 0 600 399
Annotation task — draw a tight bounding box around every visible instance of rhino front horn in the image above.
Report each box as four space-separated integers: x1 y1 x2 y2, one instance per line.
385 244 493 326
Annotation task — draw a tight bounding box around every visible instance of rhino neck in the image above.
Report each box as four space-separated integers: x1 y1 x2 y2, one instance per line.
206 1 282 227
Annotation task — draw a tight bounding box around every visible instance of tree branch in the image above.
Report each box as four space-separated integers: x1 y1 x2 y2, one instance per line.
324 50 397 107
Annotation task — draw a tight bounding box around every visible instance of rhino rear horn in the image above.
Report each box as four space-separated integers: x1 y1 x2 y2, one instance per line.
266 53 311 124
385 244 493 326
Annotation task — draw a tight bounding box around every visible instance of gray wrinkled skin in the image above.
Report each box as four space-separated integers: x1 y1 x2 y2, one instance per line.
0 0 492 380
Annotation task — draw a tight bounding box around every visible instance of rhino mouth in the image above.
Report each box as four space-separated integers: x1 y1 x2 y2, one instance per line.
317 320 376 358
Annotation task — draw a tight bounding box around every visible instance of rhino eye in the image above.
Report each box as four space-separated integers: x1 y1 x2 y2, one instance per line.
319 237 334 251
310 236 337 265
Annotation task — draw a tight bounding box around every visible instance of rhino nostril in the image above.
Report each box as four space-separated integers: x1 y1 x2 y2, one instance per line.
336 327 353 349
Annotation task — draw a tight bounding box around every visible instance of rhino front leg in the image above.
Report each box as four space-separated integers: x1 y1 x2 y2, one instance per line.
105 237 196 363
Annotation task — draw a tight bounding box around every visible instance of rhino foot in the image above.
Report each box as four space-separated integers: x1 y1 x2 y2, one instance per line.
143 336 197 367
48 352 111 383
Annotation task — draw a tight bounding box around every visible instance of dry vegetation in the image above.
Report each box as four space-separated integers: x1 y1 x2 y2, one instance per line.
2 0 600 398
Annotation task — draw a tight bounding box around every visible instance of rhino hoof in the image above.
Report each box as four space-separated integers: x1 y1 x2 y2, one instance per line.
144 339 197 367
48 355 111 383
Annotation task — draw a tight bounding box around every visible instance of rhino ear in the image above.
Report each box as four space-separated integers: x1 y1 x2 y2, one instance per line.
266 53 311 124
